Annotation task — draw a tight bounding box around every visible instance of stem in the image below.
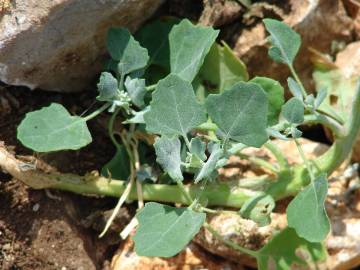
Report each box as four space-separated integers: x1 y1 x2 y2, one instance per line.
294 138 314 180
304 114 345 138
183 135 191 150
204 222 258 258
176 179 193 204
83 103 110 121
146 84 157 91
236 153 279 173
289 65 307 98
264 142 289 170
108 107 121 149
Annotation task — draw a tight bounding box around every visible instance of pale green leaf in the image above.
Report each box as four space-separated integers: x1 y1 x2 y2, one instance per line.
205 82 268 147
169 19 219 82
17 103 92 152
124 107 150 124
314 88 327 109
133 202 206 257
107 28 149 75
97 72 119 102
101 146 130 180
124 76 146 108
154 136 183 181
287 77 303 100
257 228 327 270
287 174 330 242
195 144 223 183
190 137 206 161
263 19 301 66
240 194 275 226
281 97 304 124
250 77 284 126
144 74 207 137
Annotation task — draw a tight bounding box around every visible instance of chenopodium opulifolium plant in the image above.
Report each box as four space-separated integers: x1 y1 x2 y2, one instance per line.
17 17 360 269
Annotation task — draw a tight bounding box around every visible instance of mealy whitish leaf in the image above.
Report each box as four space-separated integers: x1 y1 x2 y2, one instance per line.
135 18 179 69
107 28 149 75
124 106 150 124
198 42 249 92
186 153 203 169
250 77 284 126
154 136 183 181
17 103 92 152
190 137 207 161
257 228 327 270
263 19 301 66
144 74 207 137
314 88 327 109
240 193 275 227
287 174 330 242
195 144 223 183
101 145 130 180
281 97 304 124
287 77 303 100
205 82 268 147
133 202 206 257
124 76 146 108
290 126 303 138
169 19 219 82
97 72 119 102
266 127 291 141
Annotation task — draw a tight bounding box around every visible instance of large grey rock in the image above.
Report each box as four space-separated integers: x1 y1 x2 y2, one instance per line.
0 0 163 92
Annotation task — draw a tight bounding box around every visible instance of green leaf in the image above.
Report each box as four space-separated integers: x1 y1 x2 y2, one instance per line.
101 146 130 180
287 77 303 100
97 72 119 102
195 144 223 183
314 88 327 109
263 19 301 66
133 202 206 257
17 103 92 152
154 136 183 181
281 97 304 124
169 19 219 82
250 77 284 126
257 228 327 270
287 174 330 242
199 42 249 92
144 74 207 137
190 137 206 161
240 194 275 227
107 28 149 75
124 76 146 108
124 107 150 124
205 82 268 147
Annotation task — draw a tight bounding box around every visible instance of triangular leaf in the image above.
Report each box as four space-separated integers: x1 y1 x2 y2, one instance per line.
169 19 219 82
281 97 304 124
287 77 303 100
124 106 150 124
133 202 206 257
17 103 92 152
205 82 269 147
97 72 119 102
240 193 275 227
154 136 183 181
144 74 207 137
195 144 223 183
124 76 146 108
190 137 207 161
287 174 330 242
101 146 130 180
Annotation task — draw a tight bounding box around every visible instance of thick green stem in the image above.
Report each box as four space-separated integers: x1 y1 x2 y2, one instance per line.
83 103 110 121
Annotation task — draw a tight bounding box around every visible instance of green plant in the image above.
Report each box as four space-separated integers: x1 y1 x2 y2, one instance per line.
16 18 360 269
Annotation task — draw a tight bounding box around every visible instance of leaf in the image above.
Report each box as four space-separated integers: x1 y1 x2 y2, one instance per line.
240 194 275 226
101 146 130 180
257 228 327 270
281 97 304 124
199 42 249 92
154 136 183 181
144 74 207 137
314 88 327 109
287 174 330 242
17 103 92 152
169 19 219 82
195 144 223 183
287 77 303 100
97 72 119 102
124 106 150 124
190 137 206 161
250 77 284 126
133 202 206 257
107 28 149 75
263 19 301 66
205 82 268 147
124 76 146 108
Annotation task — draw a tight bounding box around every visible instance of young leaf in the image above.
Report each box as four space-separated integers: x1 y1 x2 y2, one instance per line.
169 19 219 82
107 28 149 75
205 82 268 147
250 77 284 126
287 174 330 242
263 19 301 66
154 136 183 181
124 76 146 108
144 74 207 137
101 146 130 180
124 106 150 124
281 97 304 124
257 228 327 270
97 72 119 102
133 202 206 257
195 144 223 183
190 137 207 161
240 193 275 227
314 88 327 109
287 77 303 100
17 103 92 152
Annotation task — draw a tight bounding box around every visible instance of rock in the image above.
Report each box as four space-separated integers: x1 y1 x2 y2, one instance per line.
0 0 164 92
